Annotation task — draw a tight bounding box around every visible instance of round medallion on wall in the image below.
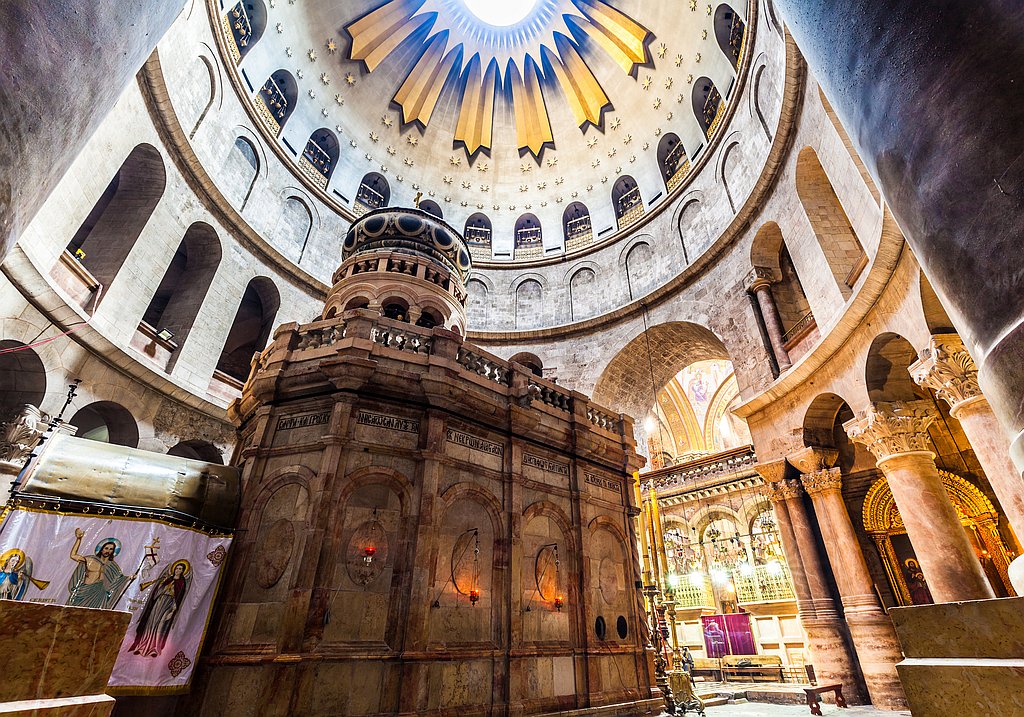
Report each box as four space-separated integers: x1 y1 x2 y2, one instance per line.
598 556 621 605
346 520 389 587
255 518 295 589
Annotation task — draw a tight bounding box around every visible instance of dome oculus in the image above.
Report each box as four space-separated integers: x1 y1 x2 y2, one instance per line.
462 0 539 26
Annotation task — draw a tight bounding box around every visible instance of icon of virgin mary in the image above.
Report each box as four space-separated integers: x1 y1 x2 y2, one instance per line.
127 559 192 658
0 548 50 600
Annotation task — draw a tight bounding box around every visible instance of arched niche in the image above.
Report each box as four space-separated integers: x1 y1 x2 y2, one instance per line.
257 70 298 134
0 341 46 421
612 175 643 229
224 136 260 209
301 128 340 187
514 279 544 330
749 222 815 353
225 0 267 61
509 352 543 377
69 401 140 448
713 4 746 70
562 202 593 250
464 213 492 259
514 213 543 260
418 200 442 219
356 172 390 213
216 277 281 383
692 77 725 139
168 440 224 464
657 133 689 190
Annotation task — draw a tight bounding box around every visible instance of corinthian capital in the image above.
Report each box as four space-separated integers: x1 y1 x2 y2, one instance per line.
801 467 843 496
766 478 805 502
843 400 937 462
745 266 776 293
908 333 982 412
755 459 788 484
786 445 839 475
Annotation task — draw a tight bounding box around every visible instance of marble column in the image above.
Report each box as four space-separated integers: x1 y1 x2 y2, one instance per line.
746 267 792 371
910 333 1024 550
769 0 1024 490
788 447 907 709
844 401 995 603
757 461 866 702
0 0 188 259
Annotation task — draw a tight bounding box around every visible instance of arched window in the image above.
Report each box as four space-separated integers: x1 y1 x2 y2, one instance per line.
612 176 644 229
563 202 593 251
168 440 224 464
569 267 599 321
466 279 488 327
273 196 314 264
464 213 491 260
0 341 46 421
509 352 543 377
224 136 260 209
216 278 281 383
419 200 442 219
69 402 139 448
514 214 543 260
225 0 267 62
795 146 867 298
140 222 222 370
693 77 725 139
750 222 817 360
714 4 746 71
355 172 389 214
416 308 442 329
257 70 297 135
382 298 409 322
625 242 656 300
63 144 166 309
657 133 689 191
301 128 340 189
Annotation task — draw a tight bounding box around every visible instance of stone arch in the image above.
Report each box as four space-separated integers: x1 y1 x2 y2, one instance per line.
65 143 166 306
466 278 489 328
69 401 140 448
675 195 705 262
801 392 870 474
718 137 743 212
224 0 268 61
273 195 314 264
624 241 656 300
0 341 47 421
167 440 224 464
245 478 311 595
751 58 773 142
864 332 924 403
514 278 544 330
692 76 725 139
592 321 732 426
302 128 340 186
795 145 867 298
224 135 260 209
216 277 281 383
464 213 491 258
187 54 219 139
750 222 814 343
612 175 643 228
142 221 222 367
569 265 600 322
509 352 543 376
763 0 784 36
714 4 746 71
514 213 543 260
258 69 298 134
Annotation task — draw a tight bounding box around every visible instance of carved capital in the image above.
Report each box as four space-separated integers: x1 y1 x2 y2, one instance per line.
786 445 839 475
755 459 788 484
766 478 805 502
908 333 982 411
745 266 776 294
801 467 843 496
843 400 937 462
0 404 50 466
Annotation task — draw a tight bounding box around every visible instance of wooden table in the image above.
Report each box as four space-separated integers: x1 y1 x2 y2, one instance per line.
803 683 847 716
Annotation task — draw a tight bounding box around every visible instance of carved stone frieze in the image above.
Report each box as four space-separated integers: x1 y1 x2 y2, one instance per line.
801 467 843 496
843 400 937 462
908 333 982 411
786 445 839 475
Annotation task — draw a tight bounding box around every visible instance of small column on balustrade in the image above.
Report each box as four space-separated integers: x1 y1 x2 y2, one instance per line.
910 333 1024 550
757 460 865 702
788 447 907 709
844 400 995 603
746 267 792 371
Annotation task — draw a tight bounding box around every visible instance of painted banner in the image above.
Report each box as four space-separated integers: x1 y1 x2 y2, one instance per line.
701 612 756 657
701 614 729 657
0 507 231 694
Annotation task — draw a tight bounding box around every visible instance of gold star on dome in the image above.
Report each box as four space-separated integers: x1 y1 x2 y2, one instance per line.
308 49 317 62
506 204 514 211
601 176 609 183
307 89 316 99
540 201 548 208
689 0 697 10
296 69 304 79
701 29 708 40
586 184 593 191
407 135 418 146
591 158 601 168
676 93 685 103
364 153 372 161
461 201 469 207
524 204 532 210
404 158 414 166
695 53 702 63
326 39 337 53
554 176 564 185
321 107 328 117
546 157 558 168
285 47 293 57
443 175 452 184
537 181 547 190
614 166 621 174
654 128 662 136
477 163 489 172
571 191 579 198
396 174 404 182
706 4 713 15
461 181 471 189
369 131 379 142
653 98 662 109
320 73 330 85
345 72 356 86
629 154 637 163
520 163 532 173
657 43 668 59
642 142 650 150
519 184 529 192
610 117 622 130
276 22 283 33
386 145 396 155
666 111 674 121
675 53 684 67
335 94 344 105
623 134 632 145
450 156 462 166
444 195 452 203
480 185 490 192
587 137 598 149
642 76 653 91
556 196 564 204
381 115 393 127
476 203 484 209
665 77 674 90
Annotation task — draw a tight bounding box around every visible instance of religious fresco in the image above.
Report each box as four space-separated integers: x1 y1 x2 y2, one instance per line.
0 508 230 693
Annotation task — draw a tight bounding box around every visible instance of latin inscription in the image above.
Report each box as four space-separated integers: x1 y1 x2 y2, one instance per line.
277 412 330 431
446 428 503 457
357 411 420 433
523 453 569 476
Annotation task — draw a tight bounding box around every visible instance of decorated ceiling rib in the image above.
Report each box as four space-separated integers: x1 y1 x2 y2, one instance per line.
345 0 652 158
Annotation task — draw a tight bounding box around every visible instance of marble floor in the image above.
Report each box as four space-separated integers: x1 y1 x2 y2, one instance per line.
702 704 912 716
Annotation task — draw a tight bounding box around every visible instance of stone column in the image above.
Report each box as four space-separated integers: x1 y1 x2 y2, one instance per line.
844 401 995 603
757 461 866 702
769 0 1024 490
910 333 1024 549
746 267 792 371
0 0 188 259
788 447 907 709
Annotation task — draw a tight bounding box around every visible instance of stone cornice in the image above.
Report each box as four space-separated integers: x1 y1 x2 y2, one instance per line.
800 467 843 496
843 400 937 462
909 333 982 412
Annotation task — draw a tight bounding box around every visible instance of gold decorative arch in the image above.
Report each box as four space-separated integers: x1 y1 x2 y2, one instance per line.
862 471 1015 604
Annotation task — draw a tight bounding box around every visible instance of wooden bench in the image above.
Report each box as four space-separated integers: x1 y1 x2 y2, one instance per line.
803 683 847 716
690 657 721 682
721 654 784 682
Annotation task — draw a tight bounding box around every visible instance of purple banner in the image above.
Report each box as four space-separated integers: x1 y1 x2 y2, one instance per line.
724 612 756 655
701 615 729 657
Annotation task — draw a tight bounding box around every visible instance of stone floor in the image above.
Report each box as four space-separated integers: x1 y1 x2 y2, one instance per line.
702 704 911 716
